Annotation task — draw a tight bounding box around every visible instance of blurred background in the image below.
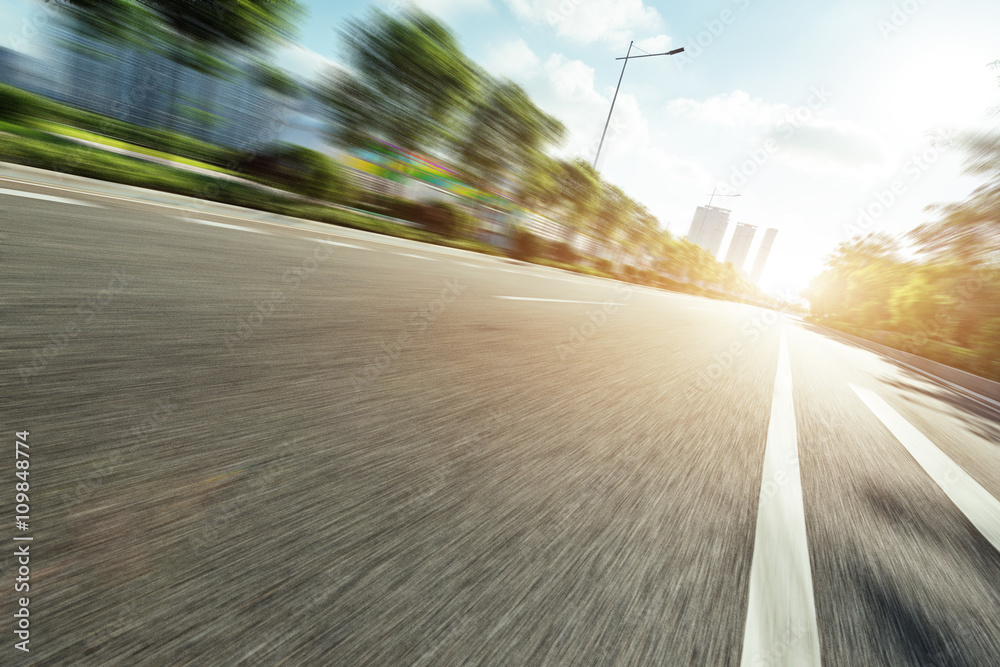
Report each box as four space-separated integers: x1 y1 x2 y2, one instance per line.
1 0 999 380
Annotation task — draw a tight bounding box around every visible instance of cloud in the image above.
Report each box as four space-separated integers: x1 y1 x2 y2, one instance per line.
666 90 790 127
635 34 672 53
544 54 606 105
484 38 540 78
764 120 891 169
534 55 609 158
666 90 890 169
505 0 663 45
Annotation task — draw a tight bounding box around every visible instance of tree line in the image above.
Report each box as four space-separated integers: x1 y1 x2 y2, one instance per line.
324 7 766 298
805 77 1000 380
38 3 772 300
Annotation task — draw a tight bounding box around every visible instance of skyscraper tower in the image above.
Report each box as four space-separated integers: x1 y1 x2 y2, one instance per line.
724 222 757 274
749 228 779 284
687 206 731 258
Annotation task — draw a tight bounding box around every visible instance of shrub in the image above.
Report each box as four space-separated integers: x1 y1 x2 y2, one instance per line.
547 241 577 265
429 201 476 239
511 227 543 260
0 84 38 122
246 144 354 203
591 257 613 274
0 84 241 166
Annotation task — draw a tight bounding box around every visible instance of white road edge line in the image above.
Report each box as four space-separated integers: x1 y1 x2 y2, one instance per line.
0 187 101 207
821 326 1000 414
186 218 269 234
493 296 624 305
850 384 1000 553
394 252 438 261
742 329 822 667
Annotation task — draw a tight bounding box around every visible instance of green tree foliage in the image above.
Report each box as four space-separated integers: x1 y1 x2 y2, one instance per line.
805 229 999 379
252 61 305 99
325 8 477 154
521 153 562 214
248 144 355 203
594 182 630 241
805 234 903 327
456 75 565 192
60 0 302 50
560 158 601 237
314 7 765 302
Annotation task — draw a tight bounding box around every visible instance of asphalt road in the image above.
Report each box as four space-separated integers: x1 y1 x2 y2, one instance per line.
2 170 1000 666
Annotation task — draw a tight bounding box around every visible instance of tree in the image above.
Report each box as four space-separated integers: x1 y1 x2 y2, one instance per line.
522 153 563 215
804 233 902 327
559 158 601 243
593 183 629 242
456 75 565 195
60 0 302 51
324 7 477 155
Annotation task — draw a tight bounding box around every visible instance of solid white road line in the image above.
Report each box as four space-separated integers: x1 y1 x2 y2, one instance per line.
493 296 622 305
742 330 822 667
394 252 438 261
0 187 100 207
851 384 1000 552
187 218 269 234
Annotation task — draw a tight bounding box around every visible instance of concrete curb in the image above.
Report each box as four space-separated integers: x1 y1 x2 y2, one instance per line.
813 323 1000 406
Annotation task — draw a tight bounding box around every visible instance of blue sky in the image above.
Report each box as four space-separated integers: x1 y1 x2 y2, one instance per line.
5 0 1000 294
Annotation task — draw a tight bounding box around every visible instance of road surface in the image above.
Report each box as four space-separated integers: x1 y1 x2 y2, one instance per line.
2 170 1000 665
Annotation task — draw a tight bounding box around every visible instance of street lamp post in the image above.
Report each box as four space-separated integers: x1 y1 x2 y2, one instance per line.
704 186 741 209
593 42 684 168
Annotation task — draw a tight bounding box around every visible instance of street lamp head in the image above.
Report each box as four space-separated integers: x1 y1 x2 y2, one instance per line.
667 47 685 55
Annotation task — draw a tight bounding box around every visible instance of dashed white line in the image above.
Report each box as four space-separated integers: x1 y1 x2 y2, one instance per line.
0 187 101 207
186 218 269 234
319 239 366 249
493 296 622 305
851 384 1000 553
742 329 822 667
394 252 439 261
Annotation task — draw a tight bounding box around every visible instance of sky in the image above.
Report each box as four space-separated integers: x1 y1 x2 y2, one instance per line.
5 0 1000 296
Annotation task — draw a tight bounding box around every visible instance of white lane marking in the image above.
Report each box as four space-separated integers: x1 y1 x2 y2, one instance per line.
319 239 366 249
0 187 100 207
394 252 438 261
742 330 822 667
493 296 623 305
851 384 1000 553
456 262 484 268
187 218 269 234
821 327 1000 414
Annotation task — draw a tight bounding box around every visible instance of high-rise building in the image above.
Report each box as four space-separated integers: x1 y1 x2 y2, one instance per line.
37 16 286 150
687 206 731 258
724 223 757 273
749 228 779 284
